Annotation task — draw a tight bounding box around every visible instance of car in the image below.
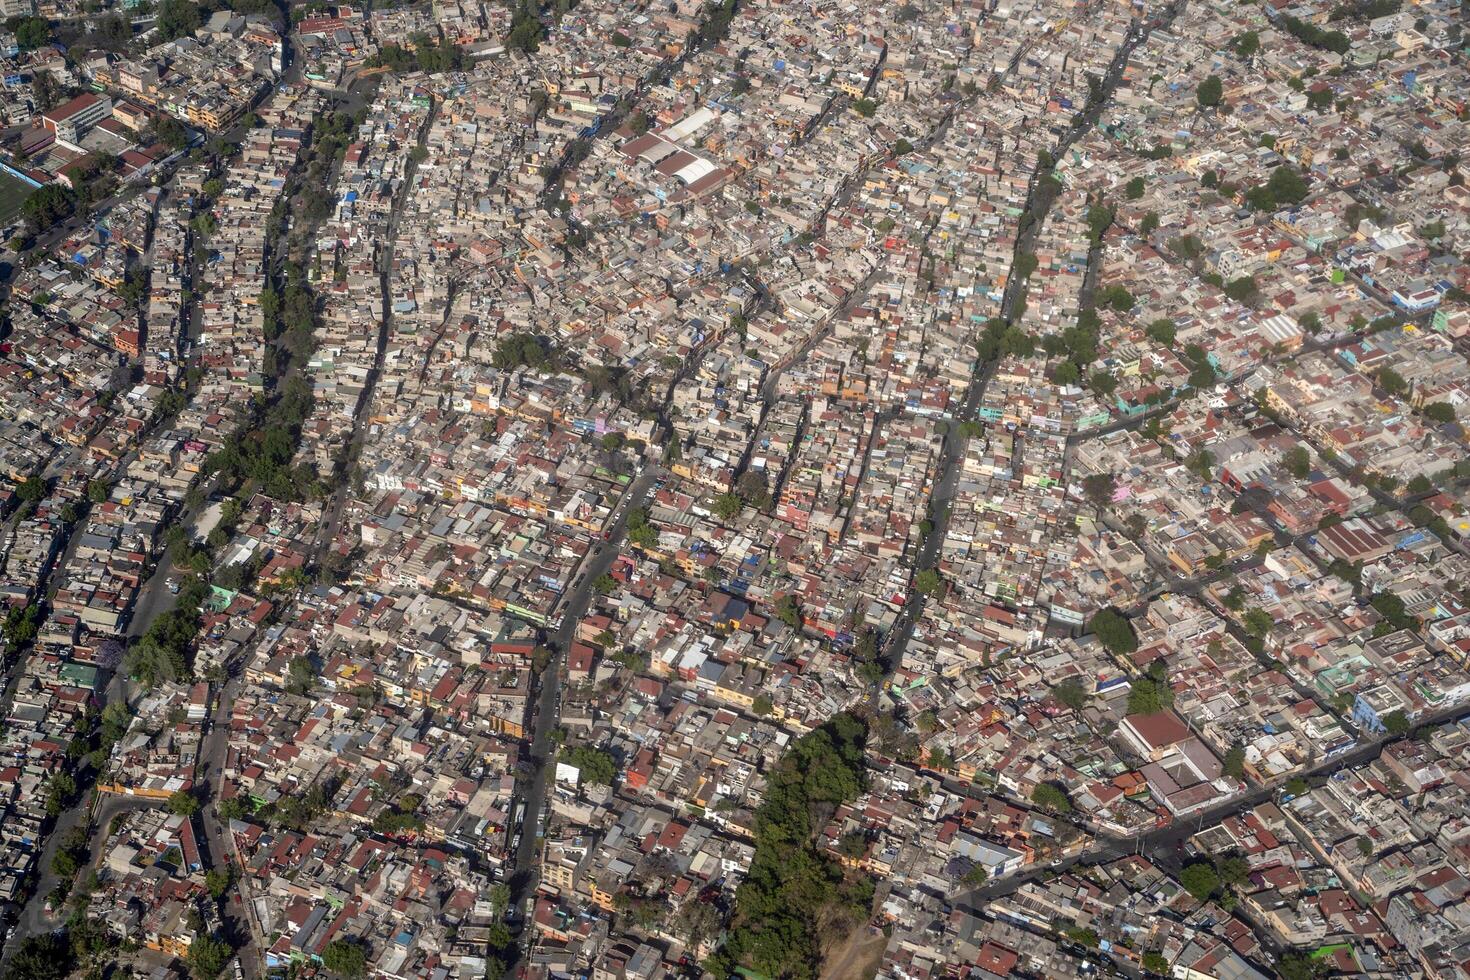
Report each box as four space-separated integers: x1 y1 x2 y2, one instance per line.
166 577 180 594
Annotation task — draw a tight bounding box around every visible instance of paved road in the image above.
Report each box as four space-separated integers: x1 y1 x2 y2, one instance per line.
310 85 435 570
3 788 162 956
193 671 263 980
951 697 1470 918
505 467 661 945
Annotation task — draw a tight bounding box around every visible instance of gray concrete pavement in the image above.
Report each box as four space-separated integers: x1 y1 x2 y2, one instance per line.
505 467 661 947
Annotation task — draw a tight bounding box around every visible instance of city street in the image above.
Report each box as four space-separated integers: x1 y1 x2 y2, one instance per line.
505 466 661 945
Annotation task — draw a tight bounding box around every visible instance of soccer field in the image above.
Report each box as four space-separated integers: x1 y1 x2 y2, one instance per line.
0 169 35 227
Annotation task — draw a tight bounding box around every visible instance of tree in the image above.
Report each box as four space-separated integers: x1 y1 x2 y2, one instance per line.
101 700 132 747
1067 926 1099 947
491 332 553 372
1088 608 1137 655
186 935 232 980
736 470 770 508
506 9 543 53
712 492 743 520
1266 164 1309 206
1376 367 1408 397
675 898 722 951
1223 742 1247 780
1031 782 1072 814
5 934 72 980
837 830 866 859
1224 276 1257 303
559 744 617 785
1407 474 1434 495
205 868 232 899
321 939 367 978
1422 402 1456 424
157 0 203 41
3 604 41 647
1099 284 1134 311
1081 472 1116 511
285 656 315 694
1243 607 1274 639
1382 710 1411 736
1142 951 1170 974
1052 679 1088 711
1232 30 1260 58
45 771 76 816
168 789 200 816
1276 952 1325 980
91 12 134 51
1369 591 1416 634
914 568 944 597
1145 319 1175 345
1128 676 1173 715
963 863 988 886
752 694 773 716
217 797 247 821
1196 75 1223 108
707 713 869 979
1125 176 1146 200
774 593 802 629
15 16 51 50
1179 861 1220 902
22 184 75 231
1284 445 1312 479
488 882 511 916
148 114 191 150
50 848 78 881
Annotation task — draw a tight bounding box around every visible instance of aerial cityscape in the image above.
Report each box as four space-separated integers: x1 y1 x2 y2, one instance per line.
0 0 1466 977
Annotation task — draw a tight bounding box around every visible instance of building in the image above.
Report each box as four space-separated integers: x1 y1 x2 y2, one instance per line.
42 93 114 146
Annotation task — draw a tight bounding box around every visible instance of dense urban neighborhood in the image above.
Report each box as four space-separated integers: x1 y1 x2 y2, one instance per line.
0 0 1469 978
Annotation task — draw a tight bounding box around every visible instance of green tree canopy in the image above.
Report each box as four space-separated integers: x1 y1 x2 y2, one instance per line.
15 16 51 50
167 789 200 816
1088 608 1137 655
1031 782 1072 814
186 935 232 980
321 939 367 978
1179 861 1220 902
560 744 618 785
1196 75 1223 107
706 713 869 980
157 0 203 41
1051 679 1088 711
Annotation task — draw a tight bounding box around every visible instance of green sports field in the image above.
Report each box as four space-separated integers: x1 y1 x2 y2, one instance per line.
0 168 36 226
